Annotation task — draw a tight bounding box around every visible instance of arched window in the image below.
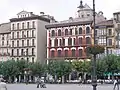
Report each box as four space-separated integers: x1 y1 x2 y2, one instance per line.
58 29 61 36
86 27 90 34
68 38 72 45
51 30 55 36
79 49 82 57
54 39 58 46
72 49 75 57
65 50 68 57
79 27 82 34
75 28 78 35
70 29 72 35
65 29 68 35
86 37 91 44
78 38 82 45
51 50 55 57
58 50 62 57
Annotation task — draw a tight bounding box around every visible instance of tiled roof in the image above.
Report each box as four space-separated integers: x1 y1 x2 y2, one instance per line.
96 20 113 26
0 22 10 34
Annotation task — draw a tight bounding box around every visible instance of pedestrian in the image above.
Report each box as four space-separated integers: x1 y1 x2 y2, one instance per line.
113 77 119 90
78 76 82 85
36 77 41 88
0 79 7 90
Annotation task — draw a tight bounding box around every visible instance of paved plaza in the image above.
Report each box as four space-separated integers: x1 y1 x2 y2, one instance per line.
7 84 115 90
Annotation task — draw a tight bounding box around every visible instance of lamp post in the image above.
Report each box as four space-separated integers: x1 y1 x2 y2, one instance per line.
92 0 97 90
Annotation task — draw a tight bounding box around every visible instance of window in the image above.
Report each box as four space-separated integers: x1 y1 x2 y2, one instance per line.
58 29 61 36
72 49 75 57
86 37 91 44
108 39 112 45
17 32 19 38
51 30 55 36
62 39 65 46
2 41 4 46
7 40 9 45
79 27 82 34
12 41 14 47
2 35 4 40
108 29 112 36
49 40 51 47
17 23 19 29
79 49 82 57
32 39 34 46
22 23 24 29
22 31 24 38
26 48 28 55
32 21 35 28
27 22 30 28
12 24 14 30
68 38 72 45
95 30 97 36
54 39 58 46
59 39 62 46
27 31 29 37
73 38 76 45
86 27 90 34
65 29 68 35
12 32 14 39
17 49 19 56
65 50 68 57
22 40 24 46
12 49 14 56
51 50 55 57
75 28 78 35
32 57 34 63
17 40 19 47
32 30 34 37
21 49 23 56
58 50 61 57
79 38 82 45
27 40 29 46
70 29 72 35
32 48 34 55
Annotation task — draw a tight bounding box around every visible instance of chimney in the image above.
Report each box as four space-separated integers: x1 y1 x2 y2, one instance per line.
40 12 45 15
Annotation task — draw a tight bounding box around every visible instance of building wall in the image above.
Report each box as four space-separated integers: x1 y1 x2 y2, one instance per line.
10 20 37 62
0 33 11 61
37 20 49 63
47 24 93 60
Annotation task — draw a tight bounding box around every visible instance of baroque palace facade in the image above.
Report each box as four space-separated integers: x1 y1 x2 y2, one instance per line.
45 1 106 62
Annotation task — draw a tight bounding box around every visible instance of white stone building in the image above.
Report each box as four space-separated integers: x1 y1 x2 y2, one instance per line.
0 11 52 63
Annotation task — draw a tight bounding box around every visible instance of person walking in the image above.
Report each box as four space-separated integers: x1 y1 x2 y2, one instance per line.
113 77 119 90
0 79 7 90
36 77 41 88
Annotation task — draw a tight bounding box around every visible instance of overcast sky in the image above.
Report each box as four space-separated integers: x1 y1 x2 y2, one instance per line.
0 0 120 23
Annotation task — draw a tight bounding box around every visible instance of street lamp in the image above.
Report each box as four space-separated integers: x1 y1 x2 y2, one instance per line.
92 0 97 90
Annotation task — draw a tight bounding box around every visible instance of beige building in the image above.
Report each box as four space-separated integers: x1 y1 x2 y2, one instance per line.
0 23 11 61
0 11 52 63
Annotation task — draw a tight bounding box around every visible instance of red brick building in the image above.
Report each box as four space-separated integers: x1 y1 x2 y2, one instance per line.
45 1 106 62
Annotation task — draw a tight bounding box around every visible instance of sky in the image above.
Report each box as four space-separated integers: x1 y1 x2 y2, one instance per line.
0 0 120 23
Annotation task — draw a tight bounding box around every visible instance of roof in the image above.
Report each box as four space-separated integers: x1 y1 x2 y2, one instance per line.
0 22 10 34
96 20 114 27
113 12 120 15
45 14 106 29
10 15 50 22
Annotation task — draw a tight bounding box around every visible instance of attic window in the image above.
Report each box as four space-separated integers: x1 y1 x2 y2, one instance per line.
87 14 90 16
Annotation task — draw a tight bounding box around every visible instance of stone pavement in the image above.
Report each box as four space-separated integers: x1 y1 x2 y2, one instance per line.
7 84 114 90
